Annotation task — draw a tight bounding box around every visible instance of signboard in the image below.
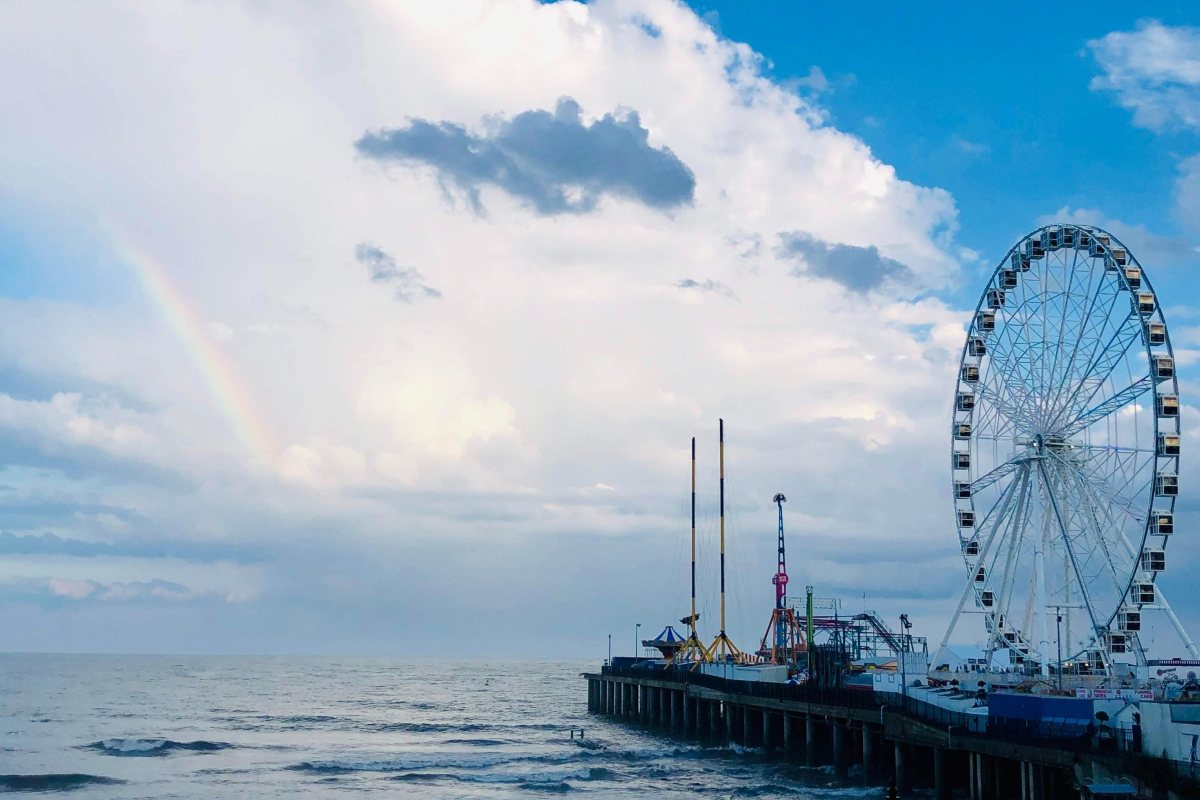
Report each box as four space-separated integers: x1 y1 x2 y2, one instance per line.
1074 688 1154 700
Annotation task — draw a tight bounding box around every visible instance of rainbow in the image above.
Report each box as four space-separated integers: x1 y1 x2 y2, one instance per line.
120 243 276 461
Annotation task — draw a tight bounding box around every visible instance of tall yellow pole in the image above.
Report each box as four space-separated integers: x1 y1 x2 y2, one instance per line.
719 418 726 659
690 436 697 644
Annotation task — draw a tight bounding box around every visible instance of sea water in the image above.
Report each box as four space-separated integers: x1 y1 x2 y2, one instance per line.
0 654 881 798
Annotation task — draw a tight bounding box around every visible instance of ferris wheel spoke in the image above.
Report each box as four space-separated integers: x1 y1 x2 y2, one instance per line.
1044 252 1113 420
985 468 1034 663
1038 460 1105 642
1044 447 1149 524
1058 375 1154 439
1046 310 1143 432
969 455 1027 494
1043 248 1085 421
1066 465 1145 599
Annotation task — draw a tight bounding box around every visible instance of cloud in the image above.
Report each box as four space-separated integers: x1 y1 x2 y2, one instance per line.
1088 20 1200 132
950 135 989 155
355 97 696 215
354 243 441 302
1176 155 1200 237
777 232 913 293
45 576 192 602
0 0 990 654
676 278 735 298
1036 207 1198 265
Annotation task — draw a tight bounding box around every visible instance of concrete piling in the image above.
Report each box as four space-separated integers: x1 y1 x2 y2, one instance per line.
894 741 907 793
933 746 949 800
832 721 847 777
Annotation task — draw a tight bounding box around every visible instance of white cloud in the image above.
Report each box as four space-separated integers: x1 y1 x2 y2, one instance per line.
1089 20 1200 132
1036 206 1197 266
0 0 978 652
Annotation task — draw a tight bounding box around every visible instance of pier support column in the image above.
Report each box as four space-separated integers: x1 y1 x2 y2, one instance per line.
862 726 874 773
782 714 793 756
742 706 752 747
762 711 773 755
637 684 646 723
933 746 949 800
725 703 734 743
832 722 847 778
649 687 657 725
893 741 908 794
805 716 816 766
710 701 720 740
671 690 681 731
681 691 690 733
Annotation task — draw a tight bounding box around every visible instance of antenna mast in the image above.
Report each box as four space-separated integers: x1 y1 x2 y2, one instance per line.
673 436 707 665
704 418 741 664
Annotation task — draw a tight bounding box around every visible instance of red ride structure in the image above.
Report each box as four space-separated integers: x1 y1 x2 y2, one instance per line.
758 492 807 666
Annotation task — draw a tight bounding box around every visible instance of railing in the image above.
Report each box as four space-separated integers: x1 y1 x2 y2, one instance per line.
600 664 881 710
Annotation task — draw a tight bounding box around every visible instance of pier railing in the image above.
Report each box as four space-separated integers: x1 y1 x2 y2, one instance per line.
599 665 881 710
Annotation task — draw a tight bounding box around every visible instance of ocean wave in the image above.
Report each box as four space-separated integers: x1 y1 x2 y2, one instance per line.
0 774 124 792
440 738 512 747
731 784 802 797
389 766 610 785
87 738 233 756
519 781 575 792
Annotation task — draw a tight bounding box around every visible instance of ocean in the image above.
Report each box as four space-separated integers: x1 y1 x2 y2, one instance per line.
0 655 880 798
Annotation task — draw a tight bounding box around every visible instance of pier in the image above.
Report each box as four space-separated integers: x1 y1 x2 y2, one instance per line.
584 667 1200 800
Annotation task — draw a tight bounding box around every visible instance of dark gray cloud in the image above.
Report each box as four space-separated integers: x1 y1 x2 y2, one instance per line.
355 97 695 215
676 278 735 299
778 231 912 293
354 243 441 302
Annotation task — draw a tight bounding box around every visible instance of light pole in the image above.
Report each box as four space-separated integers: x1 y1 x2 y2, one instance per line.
1055 611 1063 692
635 623 641 658
899 614 912 706
607 634 611 665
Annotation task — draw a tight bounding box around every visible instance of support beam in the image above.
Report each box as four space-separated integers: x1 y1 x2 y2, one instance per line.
862 726 875 773
762 711 773 755
805 716 816 766
894 741 907 794
710 701 719 740
832 722 847 777
681 691 691 733
782 714 793 756
742 706 752 747
933 746 949 800
672 690 682 732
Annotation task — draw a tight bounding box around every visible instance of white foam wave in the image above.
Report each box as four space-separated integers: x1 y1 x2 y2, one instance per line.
97 739 168 753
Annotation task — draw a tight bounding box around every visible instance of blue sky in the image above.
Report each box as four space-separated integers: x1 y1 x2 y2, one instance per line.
693 2 1200 276
1 1 1200 658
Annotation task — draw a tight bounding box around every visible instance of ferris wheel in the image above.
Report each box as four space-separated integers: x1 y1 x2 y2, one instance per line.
939 225 1197 677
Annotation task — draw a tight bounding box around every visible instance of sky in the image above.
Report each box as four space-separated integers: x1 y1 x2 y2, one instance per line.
1 0 1200 657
